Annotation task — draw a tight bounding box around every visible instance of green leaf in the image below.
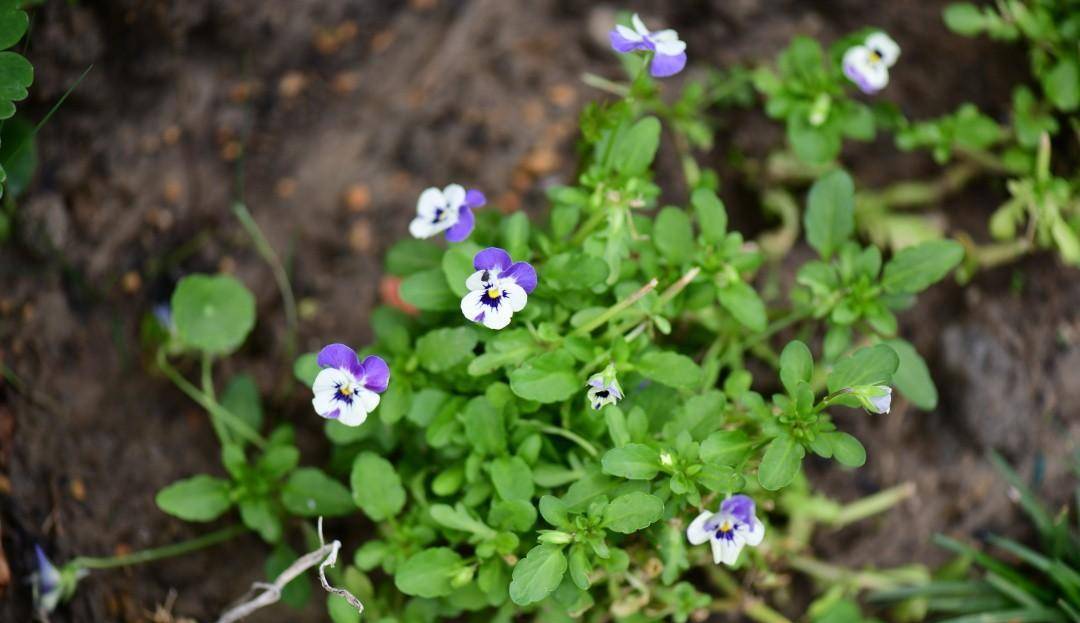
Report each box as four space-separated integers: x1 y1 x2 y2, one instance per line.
603 492 664 533
539 495 570 528
601 443 661 480
717 281 767 332
281 468 354 517
489 499 537 532
155 475 232 521
691 188 727 242
350 452 406 521
827 432 866 467
0 51 31 120
758 435 804 490
779 340 814 395
881 239 964 294
386 239 443 276
883 338 938 410
490 456 535 501
509 545 568 606
696 464 744 493
442 241 483 296
500 211 531 259
431 503 497 537
654 207 694 265
293 353 320 386
327 593 361 623
789 115 840 165
416 326 478 372
0 116 35 198
395 548 464 598
0 2 27 50
240 498 283 543
257 445 300 480
171 274 256 355
543 252 609 291
943 3 986 36
1043 57 1079 111
399 268 458 311
804 170 855 258
612 116 661 176
568 545 591 590
636 351 703 390
509 351 579 403
463 396 506 456
221 374 263 433
701 430 755 466
827 344 899 394
266 544 312 608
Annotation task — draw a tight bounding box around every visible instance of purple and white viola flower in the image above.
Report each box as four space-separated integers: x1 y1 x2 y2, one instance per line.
609 14 687 78
32 545 64 613
587 365 623 410
686 495 766 566
460 247 537 330
311 344 390 427
861 385 893 414
842 32 900 95
409 184 486 242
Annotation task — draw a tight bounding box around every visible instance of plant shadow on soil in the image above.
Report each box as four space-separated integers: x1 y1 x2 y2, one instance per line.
1 1 1077 621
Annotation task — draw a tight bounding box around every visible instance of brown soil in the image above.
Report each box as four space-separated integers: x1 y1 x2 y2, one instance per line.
1 1 1076 622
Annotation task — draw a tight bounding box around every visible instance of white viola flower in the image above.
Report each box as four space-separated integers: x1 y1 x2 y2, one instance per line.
842 31 900 94
460 247 537 330
686 495 766 566
609 13 688 78
311 343 390 427
586 365 623 410
408 184 486 242
865 385 893 414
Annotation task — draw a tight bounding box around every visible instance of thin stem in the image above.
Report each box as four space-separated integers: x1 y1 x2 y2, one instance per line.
570 205 610 247
70 525 245 570
829 481 916 528
232 202 299 363
743 599 794 623
743 309 809 349
611 267 701 335
157 350 267 448
538 424 599 458
573 278 659 336
581 72 631 97
5 64 94 166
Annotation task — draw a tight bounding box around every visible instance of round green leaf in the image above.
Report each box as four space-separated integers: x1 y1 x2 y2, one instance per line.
171 274 256 355
509 545 567 606
395 548 464 598
351 452 406 521
155 475 232 522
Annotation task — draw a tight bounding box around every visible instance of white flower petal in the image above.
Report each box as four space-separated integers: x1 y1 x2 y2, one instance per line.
461 290 487 323
687 510 714 545
481 300 513 330
843 46 889 92
654 38 686 56
631 14 650 36
502 282 528 312
409 216 440 239
465 270 488 292
416 187 445 217
650 28 678 42
313 368 349 394
743 518 765 547
715 536 744 566
338 401 370 427
865 32 900 66
312 388 338 417
443 184 466 209
615 24 644 43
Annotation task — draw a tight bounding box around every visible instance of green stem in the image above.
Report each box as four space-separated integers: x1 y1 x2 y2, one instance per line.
69 525 245 571
744 309 809 349
572 278 659 336
232 202 299 363
786 555 906 592
743 599 794 623
570 205 610 247
156 350 267 448
828 481 915 529
611 267 701 335
200 352 229 445
537 424 599 458
581 72 630 97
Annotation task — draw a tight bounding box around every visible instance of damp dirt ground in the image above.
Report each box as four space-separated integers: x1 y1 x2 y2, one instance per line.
1 1 1077 621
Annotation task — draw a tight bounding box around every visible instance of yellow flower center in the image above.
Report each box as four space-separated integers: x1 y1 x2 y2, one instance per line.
869 50 882 63
338 386 353 397
487 287 502 299
719 520 732 533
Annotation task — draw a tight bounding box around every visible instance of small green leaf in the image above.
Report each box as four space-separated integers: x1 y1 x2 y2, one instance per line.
779 340 813 395
386 239 443 276
943 3 986 36
0 51 31 120
601 444 661 480
509 351 579 403
240 498 283 543
758 435 805 490
881 240 964 294
221 374 263 433
654 207 694 265
350 452 406 521
1043 57 1079 112
500 211 531 259
171 274 256 355
442 241 483 296
399 268 458 311
827 344 899 394
717 281 767 332
883 338 938 410
804 170 855 258
0 2 28 50
828 432 866 467
637 351 703 390
155 475 232 521
490 456 535 501
509 545 568 606
612 116 661 175
281 468 354 517
696 464 744 493
463 396 506 456
416 326 478 372
692 188 727 242
543 253 609 291
395 548 464 598
293 353 320 386
603 492 664 533
701 430 755 466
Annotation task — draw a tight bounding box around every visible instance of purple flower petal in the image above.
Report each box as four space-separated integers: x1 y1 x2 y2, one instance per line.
610 28 647 53
317 343 364 378
359 355 390 393
502 261 537 293
323 408 340 420
465 189 487 209
474 247 513 272
444 205 475 242
844 61 880 94
720 494 756 525
650 51 687 78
